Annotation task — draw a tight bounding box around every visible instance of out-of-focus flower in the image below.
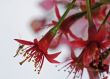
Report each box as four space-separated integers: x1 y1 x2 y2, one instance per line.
40 0 70 10
78 0 110 27
48 4 85 48
31 19 46 32
14 28 61 74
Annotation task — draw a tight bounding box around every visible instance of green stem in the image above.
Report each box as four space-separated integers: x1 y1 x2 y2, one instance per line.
51 0 76 34
98 10 110 31
86 0 94 27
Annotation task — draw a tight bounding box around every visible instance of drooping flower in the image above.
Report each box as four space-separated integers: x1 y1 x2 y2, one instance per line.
56 48 84 79
14 0 75 74
48 2 104 48
69 8 110 79
14 28 61 74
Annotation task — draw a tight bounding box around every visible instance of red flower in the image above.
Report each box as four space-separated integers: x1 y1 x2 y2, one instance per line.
14 29 61 74
70 18 110 64
57 48 84 79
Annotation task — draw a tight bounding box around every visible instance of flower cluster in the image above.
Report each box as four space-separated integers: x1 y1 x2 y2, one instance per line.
14 0 110 79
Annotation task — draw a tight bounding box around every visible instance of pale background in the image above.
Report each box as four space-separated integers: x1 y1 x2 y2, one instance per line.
0 0 107 79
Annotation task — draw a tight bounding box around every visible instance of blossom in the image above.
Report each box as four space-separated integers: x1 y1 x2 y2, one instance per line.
57 48 84 79
14 29 61 74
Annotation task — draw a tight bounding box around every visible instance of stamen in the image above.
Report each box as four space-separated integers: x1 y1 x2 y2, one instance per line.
58 62 71 71
14 45 24 57
19 56 30 65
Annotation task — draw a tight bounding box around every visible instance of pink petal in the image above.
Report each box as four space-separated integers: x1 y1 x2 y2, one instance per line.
40 0 55 10
95 26 107 42
31 19 46 32
14 39 34 45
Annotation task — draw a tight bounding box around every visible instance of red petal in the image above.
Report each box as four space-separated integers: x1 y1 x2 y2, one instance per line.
55 3 61 20
101 40 110 48
83 48 92 66
47 59 60 63
45 52 61 63
14 39 34 45
95 26 107 42
70 40 87 49
68 30 80 40
46 52 61 59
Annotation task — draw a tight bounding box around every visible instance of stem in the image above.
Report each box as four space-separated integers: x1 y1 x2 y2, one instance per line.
98 10 110 31
51 0 76 34
86 0 94 27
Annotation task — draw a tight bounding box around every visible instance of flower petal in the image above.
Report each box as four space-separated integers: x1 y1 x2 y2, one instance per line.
55 3 61 20
31 19 46 32
70 40 87 49
40 0 55 10
14 39 34 45
101 40 110 48
45 52 61 63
